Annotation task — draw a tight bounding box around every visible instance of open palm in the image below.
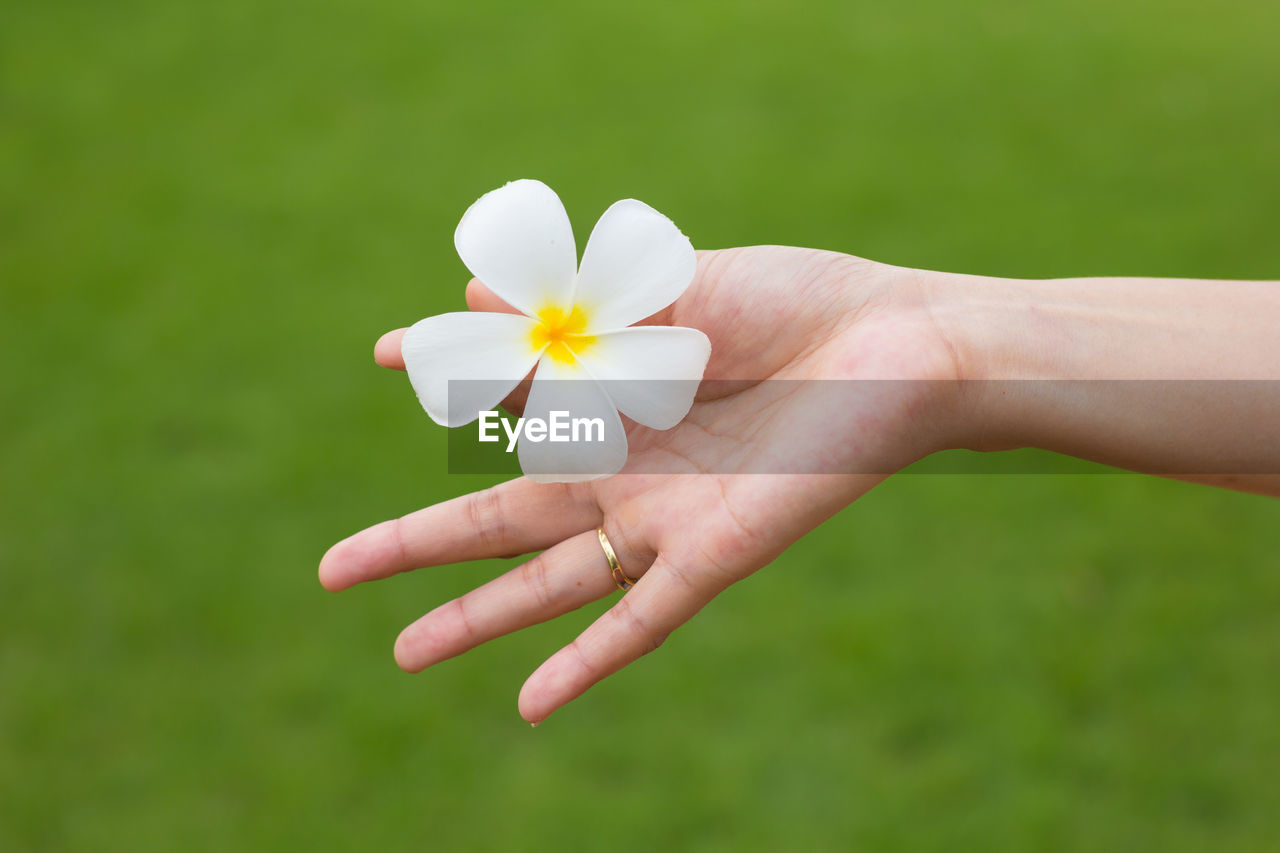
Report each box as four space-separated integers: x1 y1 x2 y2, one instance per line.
322 245 961 723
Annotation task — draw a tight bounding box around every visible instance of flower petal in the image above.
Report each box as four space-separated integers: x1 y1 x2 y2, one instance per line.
570 326 710 429
402 312 542 427
454 179 577 317
573 199 697 331
517 357 628 483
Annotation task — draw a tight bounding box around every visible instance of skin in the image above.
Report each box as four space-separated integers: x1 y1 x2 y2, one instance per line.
320 246 1280 724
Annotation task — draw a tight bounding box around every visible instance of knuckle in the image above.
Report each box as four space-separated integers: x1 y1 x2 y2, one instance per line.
389 516 410 567
566 638 599 679
661 556 703 594
522 553 556 610
680 536 742 593
465 487 508 550
451 596 480 643
615 596 667 655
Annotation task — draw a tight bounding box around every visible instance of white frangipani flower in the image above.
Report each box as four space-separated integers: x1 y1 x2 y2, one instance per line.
402 179 711 483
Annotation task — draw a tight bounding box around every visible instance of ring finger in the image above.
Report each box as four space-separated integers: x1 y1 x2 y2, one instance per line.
393 525 654 673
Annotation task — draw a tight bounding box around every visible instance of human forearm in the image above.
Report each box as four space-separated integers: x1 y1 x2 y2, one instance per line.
934 273 1280 380
923 271 1280 488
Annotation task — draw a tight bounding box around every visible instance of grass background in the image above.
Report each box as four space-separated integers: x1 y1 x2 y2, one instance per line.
3 0 1279 849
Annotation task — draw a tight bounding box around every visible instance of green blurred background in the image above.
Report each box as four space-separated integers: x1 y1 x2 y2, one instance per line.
3 0 1278 849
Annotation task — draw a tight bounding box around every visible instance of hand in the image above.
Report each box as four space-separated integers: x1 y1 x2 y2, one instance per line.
319 246 966 724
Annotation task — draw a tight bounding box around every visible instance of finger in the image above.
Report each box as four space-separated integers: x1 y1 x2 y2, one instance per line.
393 527 654 672
372 279 520 372
465 278 521 314
374 328 407 370
319 479 601 591
517 554 723 724
377 321 532 411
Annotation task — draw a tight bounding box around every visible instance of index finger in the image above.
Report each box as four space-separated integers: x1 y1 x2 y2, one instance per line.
319 478 601 591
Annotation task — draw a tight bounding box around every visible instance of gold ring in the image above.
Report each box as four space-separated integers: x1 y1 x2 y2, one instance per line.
597 527 637 592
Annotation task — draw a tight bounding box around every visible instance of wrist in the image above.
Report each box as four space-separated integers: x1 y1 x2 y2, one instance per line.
825 261 992 459
917 270 1045 383
914 269 1050 452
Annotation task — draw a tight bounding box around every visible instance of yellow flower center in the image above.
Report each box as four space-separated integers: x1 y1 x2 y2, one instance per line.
530 304 595 365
